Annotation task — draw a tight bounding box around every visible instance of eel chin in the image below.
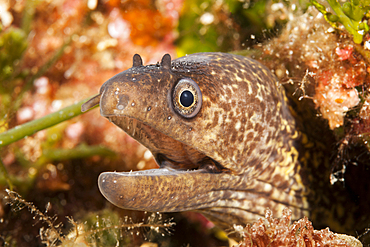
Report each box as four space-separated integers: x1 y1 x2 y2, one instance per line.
98 168 234 212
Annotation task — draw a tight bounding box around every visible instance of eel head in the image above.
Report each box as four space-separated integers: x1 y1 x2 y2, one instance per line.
82 53 309 231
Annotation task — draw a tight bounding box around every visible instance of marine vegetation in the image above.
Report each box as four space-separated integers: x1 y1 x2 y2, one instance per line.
0 0 370 246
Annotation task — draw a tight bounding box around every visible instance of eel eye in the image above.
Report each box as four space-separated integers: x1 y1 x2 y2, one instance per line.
172 78 202 118
180 90 194 107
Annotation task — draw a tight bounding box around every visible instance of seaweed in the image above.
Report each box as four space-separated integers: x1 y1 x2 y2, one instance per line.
310 0 370 44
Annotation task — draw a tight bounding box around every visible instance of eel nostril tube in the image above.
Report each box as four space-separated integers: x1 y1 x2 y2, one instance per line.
81 94 101 112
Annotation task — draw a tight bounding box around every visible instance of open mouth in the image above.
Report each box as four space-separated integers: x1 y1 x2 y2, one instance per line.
102 112 232 175
155 152 230 174
81 92 236 214
96 113 237 212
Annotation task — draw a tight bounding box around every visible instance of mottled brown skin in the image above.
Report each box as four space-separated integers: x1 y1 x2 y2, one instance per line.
82 53 309 233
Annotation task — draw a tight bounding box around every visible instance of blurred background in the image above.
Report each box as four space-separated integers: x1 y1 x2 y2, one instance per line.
0 0 370 246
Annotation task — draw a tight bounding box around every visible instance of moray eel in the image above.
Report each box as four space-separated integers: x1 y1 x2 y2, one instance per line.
81 52 309 232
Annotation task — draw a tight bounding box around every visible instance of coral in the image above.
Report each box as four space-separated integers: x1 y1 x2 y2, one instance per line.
249 2 370 240
235 208 362 247
261 6 369 130
313 71 361 129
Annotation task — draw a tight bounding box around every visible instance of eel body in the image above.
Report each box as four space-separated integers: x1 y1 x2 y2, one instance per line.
81 52 309 232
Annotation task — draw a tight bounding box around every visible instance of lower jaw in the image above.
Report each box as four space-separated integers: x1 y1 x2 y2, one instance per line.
98 168 309 223
98 168 231 212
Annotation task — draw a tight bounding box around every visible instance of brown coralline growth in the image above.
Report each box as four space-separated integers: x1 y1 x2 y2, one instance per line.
235 209 362 247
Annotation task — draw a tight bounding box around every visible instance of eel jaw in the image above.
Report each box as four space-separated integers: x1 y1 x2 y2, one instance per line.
96 115 236 213
92 85 238 214
97 167 253 233
98 168 234 213
97 163 310 233
81 92 238 215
